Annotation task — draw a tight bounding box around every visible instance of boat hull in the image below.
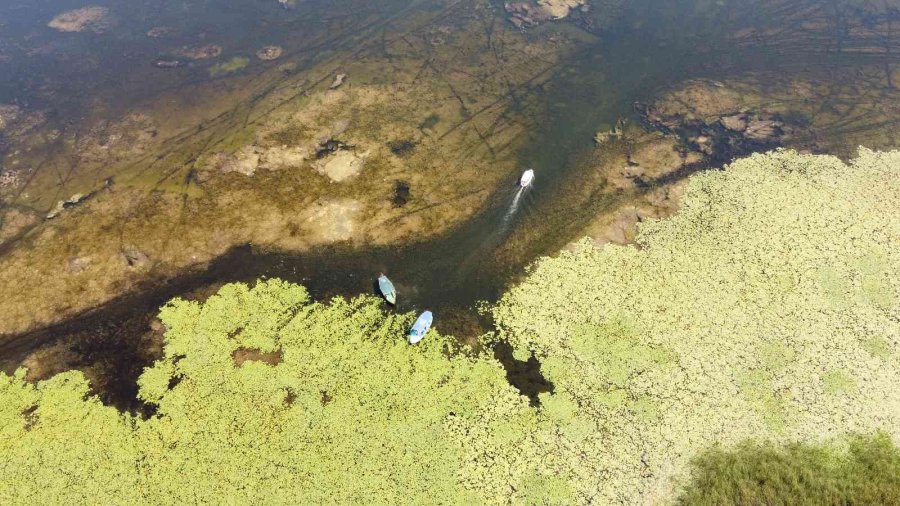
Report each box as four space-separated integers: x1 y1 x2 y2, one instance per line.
378 275 396 305
408 311 433 344
520 169 534 187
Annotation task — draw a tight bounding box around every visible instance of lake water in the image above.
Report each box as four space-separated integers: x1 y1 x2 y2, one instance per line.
1 0 899 407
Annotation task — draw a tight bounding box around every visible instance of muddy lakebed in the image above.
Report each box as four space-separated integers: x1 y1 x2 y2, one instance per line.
1 0 900 409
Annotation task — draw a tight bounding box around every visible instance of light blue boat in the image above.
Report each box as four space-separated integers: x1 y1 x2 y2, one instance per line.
408 311 433 344
378 274 396 305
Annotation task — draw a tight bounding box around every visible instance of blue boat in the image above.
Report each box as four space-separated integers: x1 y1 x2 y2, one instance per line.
408 311 433 344
377 274 396 305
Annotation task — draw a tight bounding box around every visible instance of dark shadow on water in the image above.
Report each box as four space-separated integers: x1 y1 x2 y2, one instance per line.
0 208 524 413
493 341 554 406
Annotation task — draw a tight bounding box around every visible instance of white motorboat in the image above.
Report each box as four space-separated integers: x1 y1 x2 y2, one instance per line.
519 169 535 188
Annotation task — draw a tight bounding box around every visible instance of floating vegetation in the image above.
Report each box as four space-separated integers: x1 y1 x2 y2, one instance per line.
491 149 900 503
208 56 249 77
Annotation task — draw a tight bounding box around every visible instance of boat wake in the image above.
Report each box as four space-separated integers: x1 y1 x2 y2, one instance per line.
447 183 527 287
502 186 526 226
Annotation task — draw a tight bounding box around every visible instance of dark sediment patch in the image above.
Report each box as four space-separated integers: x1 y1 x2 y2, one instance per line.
418 113 440 131
387 139 416 157
392 180 410 207
233 348 283 366
314 138 350 159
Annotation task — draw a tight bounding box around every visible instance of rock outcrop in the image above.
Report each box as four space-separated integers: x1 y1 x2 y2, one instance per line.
538 0 587 19
636 102 790 164
505 0 588 28
176 44 222 60
329 73 347 90
314 150 368 182
256 46 283 61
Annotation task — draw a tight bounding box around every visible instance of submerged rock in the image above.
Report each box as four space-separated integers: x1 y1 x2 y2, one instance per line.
201 143 309 181
693 134 714 155
720 113 749 131
330 119 350 137
314 151 367 182
255 46 283 61
538 0 587 19
176 44 222 60
48 6 112 34
505 0 586 27
505 2 550 28
261 145 309 169
0 104 20 131
66 256 92 274
120 247 150 269
329 73 347 90
0 104 46 140
219 146 261 177
636 99 789 164
744 118 783 141
594 120 625 144
0 169 19 189
76 114 158 166
146 26 174 38
47 194 86 219
302 199 361 242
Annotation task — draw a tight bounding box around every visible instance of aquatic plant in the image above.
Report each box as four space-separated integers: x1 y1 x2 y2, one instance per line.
208 56 250 77
489 147 900 503
0 149 898 503
1 279 521 503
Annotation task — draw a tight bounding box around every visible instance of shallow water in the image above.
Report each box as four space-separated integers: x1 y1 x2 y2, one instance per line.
2 0 900 407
